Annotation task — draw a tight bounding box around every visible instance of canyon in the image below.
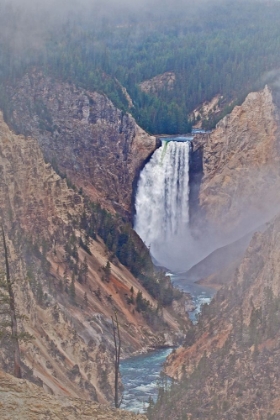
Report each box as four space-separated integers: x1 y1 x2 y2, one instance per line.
6 71 158 216
1 3 280 418
149 85 280 419
1 70 280 419
0 87 189 410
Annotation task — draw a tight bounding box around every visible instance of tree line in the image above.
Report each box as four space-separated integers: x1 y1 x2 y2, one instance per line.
1 1 280 133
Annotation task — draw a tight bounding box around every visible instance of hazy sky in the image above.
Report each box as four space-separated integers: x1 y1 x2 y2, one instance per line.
0 0 228 20
0 0 212 49
0 0 267 66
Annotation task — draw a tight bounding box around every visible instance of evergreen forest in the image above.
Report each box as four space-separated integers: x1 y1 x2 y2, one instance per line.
1 0 280 133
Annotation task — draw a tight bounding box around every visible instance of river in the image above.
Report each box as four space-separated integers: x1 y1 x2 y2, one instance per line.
120 275 215 413
171 272 215 323
120 348 173 413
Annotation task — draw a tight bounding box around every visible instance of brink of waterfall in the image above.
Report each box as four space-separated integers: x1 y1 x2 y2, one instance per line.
134 140 192 271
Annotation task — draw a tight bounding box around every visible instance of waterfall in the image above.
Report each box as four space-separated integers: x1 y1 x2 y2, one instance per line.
134 140 191 271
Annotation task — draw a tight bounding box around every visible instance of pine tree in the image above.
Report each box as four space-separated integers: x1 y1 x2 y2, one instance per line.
103 260 111 282
112 312 122 408
83 292 88 308
78 257 88 284
69 276 76 304
0 226 22 378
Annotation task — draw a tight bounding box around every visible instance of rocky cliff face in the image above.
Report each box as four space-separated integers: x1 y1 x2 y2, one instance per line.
153 214 280 420
0 110 83 240
6 71 157 215
139 72 176 95
190 94 222 129
0 112 188 405
196 86 280 239
0 369 147 420
150 87 280 419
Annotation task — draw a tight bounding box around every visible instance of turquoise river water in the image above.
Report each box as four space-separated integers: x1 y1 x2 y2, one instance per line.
120 273 215 413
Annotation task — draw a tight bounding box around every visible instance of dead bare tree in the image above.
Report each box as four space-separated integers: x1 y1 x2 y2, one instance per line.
1 225 22 378
111 311 122 408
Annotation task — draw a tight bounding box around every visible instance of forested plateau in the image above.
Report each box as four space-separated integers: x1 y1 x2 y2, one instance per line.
1 0 280 133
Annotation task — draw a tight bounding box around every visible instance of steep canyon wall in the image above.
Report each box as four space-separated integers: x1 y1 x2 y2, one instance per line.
6 71 157 216
195 86 280 238
151 86 280 419
0 112 187 405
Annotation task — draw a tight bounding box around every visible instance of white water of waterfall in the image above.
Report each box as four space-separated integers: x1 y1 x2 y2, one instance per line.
134 141 191 271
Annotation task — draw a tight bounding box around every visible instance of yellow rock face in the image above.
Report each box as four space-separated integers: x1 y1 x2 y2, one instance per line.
0 111 186 404
199 86 280 237
0 369 147 420
7 72 157 214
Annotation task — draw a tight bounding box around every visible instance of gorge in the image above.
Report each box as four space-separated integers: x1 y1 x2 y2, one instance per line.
122 85 280 415
0 80 189 411
1 78 280 419
147 85 280 419
3 1 280 418
2 75 280 419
